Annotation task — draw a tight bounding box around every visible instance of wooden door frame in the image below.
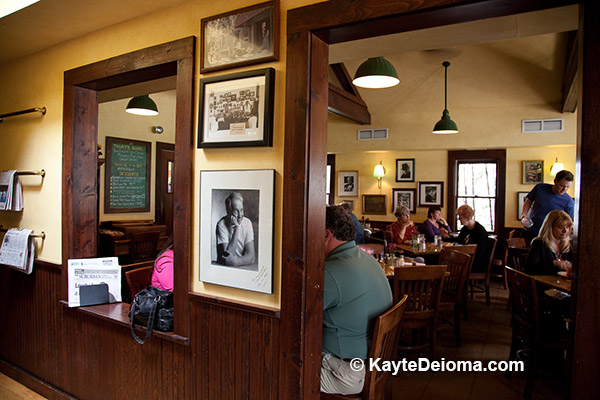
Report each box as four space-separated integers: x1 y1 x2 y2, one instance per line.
62 37 195 338
282 1 597 399
155 141 175 235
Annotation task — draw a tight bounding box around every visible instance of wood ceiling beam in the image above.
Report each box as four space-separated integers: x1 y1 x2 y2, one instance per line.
328 63 371 124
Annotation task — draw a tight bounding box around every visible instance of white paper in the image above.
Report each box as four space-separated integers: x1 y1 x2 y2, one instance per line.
67 257 122 307
0 228 34 274
0 170 16 210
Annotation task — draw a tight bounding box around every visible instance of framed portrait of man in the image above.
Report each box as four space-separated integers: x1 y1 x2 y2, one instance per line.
418 181 444 207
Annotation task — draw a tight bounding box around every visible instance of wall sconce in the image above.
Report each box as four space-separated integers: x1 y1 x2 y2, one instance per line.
550 158 565 177
152 126 164 134
373 161 386 190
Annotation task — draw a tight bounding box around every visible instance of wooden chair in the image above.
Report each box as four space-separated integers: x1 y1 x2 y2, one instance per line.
357 243 385 258
321 295 408 400
120 260 154 303
468 236 497 306
448 244 476 318
491 237 529 288
504 267 566 398
507 246 530 273
391 265 446 359
436 249 472 347
125 265 154 301
129 230 160 263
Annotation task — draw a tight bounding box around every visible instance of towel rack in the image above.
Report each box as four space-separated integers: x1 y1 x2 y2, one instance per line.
16 169 46 178
0 227 46 239
0 107 46 123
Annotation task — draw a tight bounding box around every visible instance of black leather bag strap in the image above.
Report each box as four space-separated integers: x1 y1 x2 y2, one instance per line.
130 296 159 344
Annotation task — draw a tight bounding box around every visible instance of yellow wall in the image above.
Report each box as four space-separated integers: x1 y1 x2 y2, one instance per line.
0 0 321 309
98 91 176 222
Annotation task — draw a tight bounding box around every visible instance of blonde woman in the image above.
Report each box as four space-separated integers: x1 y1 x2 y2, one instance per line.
525 210 573 275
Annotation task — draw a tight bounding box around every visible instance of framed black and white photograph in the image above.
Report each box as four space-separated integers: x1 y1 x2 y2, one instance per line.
362 194 387 215
517 191 529 220
198 68 274 148
396 158 415 182
199 169 275 294
201 1 280 73
338 170 359 197
391 188 416 213
418 181 444 207
523 160 544 184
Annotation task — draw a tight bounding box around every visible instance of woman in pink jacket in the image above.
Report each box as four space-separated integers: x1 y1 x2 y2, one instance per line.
151 235 174 291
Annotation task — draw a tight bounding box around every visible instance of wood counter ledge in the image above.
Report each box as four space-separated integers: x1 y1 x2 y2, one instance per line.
59 301 190 345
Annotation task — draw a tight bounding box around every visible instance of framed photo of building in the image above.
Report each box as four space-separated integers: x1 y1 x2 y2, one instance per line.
362 194 387 215
418 181 444 207
198 68 274 148
391 188 416 213
338 170 359 197
201 1 279 73
198 169 275 294
396 158 415 182
523 160 543 184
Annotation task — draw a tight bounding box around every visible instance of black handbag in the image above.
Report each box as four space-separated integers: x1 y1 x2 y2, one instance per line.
129 286 174 344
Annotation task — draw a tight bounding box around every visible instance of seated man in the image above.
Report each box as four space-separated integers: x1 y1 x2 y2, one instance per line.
216 192 256 268
321 205 393 395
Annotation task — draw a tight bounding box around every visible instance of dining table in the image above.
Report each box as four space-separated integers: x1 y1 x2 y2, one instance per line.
533 274 571 294
381 257 426 278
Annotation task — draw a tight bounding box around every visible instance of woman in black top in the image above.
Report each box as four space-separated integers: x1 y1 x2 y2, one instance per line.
525 210 573 276
456 204 489 273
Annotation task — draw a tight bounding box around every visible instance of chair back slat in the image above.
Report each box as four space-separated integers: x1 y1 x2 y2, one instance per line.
125 265 154 300
439 249 471 301
130 231 160 263
505 267 540 343
507 246 529 273
392 266 446 318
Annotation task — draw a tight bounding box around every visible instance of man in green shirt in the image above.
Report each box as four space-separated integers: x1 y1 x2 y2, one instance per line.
321 205 393 395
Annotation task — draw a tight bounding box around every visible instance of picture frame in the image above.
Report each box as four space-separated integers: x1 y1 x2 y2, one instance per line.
523 160 544 184
104 137 151 213
391 188 416 213
199 169 275 294
517 191 529 220
338 170 359 197
362 194 387 215
418 181 444 207
198 68 275 148
396 158 415 182
201 1 280 73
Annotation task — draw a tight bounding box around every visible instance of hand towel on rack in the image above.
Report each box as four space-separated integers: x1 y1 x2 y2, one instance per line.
0 228 35 274
0 170 23 211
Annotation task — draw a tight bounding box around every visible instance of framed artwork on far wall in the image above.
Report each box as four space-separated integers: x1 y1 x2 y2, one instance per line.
362 194 387 215
517 191 529 220
391 188 416 213
198 169 275 294
338 170 359 197
418 181 444 207
198 68 275 148
396 158 415 182
201 1 280 73
523 160 544 184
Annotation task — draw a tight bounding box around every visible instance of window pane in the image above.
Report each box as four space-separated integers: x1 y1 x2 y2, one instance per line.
457 163 496 196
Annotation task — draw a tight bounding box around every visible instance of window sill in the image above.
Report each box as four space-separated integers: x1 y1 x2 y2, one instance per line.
60 300 190 346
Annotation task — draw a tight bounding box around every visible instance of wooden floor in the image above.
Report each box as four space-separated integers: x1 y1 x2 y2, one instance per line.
0 373 47 400
392 279 569 399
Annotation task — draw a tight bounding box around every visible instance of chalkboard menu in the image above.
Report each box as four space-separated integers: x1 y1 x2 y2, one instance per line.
104 137 151 213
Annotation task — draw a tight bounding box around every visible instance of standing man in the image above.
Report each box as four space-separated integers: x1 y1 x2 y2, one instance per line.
321 205 392 395
521 170 574 242
216 192 256 267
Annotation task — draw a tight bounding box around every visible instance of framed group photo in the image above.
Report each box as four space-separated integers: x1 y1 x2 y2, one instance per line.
198 68 275 148
201 1 280 73
418 181 444 207
391 188 416 213
198 169 275 294
338 170 359 197
396 158 415 182
362 194 387 215
523 160 544 184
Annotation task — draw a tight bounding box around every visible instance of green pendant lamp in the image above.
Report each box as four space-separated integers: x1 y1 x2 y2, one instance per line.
126 94 159 116
433 61 458 134
352 57 399 89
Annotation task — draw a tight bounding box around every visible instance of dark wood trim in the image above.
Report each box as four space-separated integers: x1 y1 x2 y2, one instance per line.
328 83 371 124
446 149 506 234
562 30 578 113
62 37 195 339
327 154 336 205
330 63 363 98
0 359 77 400
34 259 62 271
188 292 280 318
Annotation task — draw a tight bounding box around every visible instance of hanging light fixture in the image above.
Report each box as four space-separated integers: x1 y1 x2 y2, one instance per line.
352 57 399 89
550 158 565 177
432 61 458 134
126 94 159 116
373 161 386 190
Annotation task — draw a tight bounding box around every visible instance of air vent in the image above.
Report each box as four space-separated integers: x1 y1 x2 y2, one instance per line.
522 119 564 133
358 128 388 140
